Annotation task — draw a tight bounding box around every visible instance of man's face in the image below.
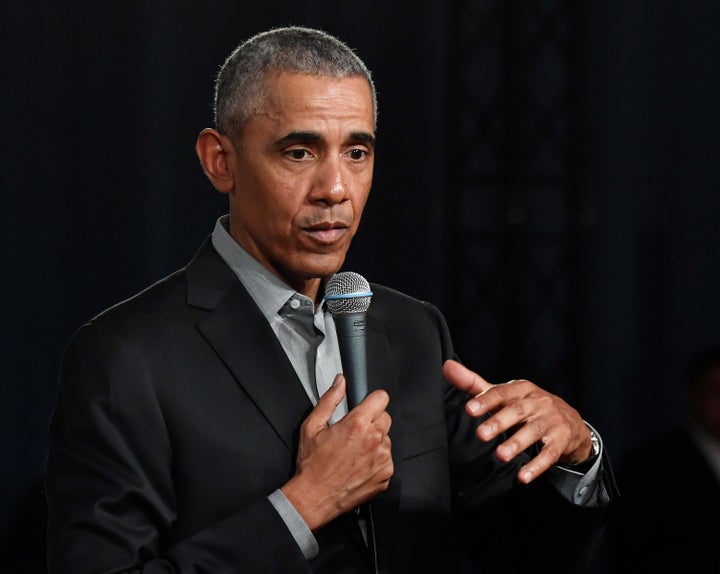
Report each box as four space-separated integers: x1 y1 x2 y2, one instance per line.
693 366 720 441
226 72 375 294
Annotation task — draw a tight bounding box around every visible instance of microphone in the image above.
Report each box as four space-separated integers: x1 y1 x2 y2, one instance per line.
324 271 373 409
325 272 379 568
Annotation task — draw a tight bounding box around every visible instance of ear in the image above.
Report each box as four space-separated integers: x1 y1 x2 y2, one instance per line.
195 128 235 194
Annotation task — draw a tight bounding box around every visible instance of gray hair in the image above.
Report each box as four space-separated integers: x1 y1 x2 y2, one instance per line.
214 26 377 140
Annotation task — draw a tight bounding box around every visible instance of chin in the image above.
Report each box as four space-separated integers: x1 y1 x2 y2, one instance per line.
301 253 346 279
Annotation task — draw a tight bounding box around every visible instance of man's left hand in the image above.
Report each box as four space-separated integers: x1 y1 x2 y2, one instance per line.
442 359 593 484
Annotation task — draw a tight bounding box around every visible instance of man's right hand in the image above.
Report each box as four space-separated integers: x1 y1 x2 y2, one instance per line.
281 374 393 531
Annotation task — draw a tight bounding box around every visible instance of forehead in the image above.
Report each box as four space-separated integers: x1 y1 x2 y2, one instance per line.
254 72 375 128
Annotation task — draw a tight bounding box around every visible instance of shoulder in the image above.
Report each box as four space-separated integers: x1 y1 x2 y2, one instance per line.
61 239 222 373
59 269 187 376
74 236 228 344
81 268 189 341
368 283 446 325
367 282 454 359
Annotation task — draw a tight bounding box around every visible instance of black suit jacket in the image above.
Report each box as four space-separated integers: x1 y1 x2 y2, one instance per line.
45 237 616 573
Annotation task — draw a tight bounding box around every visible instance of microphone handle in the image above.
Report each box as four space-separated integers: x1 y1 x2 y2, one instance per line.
333 311 368 409
333 310 378 570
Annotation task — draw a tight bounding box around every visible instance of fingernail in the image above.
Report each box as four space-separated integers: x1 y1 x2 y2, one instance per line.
467 401 479 415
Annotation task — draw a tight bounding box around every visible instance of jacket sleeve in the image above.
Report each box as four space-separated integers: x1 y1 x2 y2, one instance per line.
424 301 619 574
44 321 312 574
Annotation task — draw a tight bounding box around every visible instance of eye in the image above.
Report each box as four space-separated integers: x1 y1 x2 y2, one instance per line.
285 148 312 160
348 148 368 161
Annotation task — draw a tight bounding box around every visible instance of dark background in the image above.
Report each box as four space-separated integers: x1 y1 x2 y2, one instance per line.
1 0 718 569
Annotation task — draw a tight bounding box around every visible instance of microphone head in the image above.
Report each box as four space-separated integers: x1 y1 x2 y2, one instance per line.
324 271 373 314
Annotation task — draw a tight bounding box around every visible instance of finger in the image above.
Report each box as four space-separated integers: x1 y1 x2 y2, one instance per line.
375 410 392 435
490 419 565 484
305 374 346 433
351 388 390 418
443 359 493 396
361 410 392 446
515 442 562 484
474 388 534 440
487 409 546 458
466 377 538 420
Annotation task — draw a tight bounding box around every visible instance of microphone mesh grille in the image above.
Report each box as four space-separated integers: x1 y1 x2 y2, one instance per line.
324 271 372 314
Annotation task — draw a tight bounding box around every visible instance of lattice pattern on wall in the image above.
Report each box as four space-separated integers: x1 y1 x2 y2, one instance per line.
445 0 589 402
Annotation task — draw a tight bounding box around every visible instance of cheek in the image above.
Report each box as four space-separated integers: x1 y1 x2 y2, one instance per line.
352 197 369 227
698 400 720 426
254 179 301 219
351 175 373 212
706 401 720 418
274 191 308 227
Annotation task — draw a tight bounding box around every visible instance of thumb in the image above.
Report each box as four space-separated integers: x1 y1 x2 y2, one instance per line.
443 359 493 397
305 374 347 432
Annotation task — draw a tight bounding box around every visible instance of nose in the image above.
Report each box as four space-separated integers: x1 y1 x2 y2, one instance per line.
310 156 348 205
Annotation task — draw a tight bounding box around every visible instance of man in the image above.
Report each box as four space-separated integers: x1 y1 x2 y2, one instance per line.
600 346 720 572
45 26 617 573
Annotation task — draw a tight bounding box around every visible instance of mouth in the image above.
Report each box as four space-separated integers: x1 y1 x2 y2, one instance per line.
302 221 350 245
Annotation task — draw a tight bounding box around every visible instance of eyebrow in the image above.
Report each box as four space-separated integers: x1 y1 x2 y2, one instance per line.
272 130 376 149
350 132 376 149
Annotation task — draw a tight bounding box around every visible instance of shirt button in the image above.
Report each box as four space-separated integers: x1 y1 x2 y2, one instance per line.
289 298 301 309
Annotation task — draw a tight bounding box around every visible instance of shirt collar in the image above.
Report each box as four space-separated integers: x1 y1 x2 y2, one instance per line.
210 214 321 320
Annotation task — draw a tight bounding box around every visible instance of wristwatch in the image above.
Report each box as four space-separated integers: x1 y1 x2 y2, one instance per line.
588 428 601 458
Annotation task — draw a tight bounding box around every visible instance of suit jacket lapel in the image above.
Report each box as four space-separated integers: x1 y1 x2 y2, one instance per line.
185 238 312 452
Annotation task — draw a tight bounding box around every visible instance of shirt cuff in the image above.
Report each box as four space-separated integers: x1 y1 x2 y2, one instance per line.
547 421 607 506
267 489 319 560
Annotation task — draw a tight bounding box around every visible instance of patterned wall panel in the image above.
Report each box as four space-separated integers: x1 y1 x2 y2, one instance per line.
446 0 589 401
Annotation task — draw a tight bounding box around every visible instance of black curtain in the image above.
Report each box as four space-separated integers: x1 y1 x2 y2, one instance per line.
2 2 719 570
